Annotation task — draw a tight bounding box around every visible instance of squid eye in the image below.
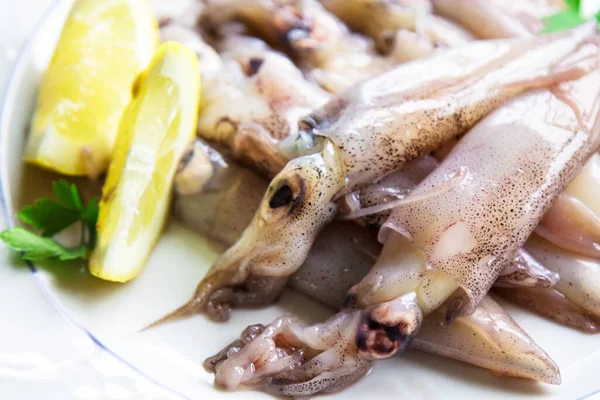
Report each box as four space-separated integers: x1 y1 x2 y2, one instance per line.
269 185 294 209
246 57 264 76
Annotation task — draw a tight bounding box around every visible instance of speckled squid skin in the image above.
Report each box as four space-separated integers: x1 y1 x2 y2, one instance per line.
173 143 560 301
184 141 346 320
380 76 600 317
307 24 599 194
432 0 565 39
171 145 561 389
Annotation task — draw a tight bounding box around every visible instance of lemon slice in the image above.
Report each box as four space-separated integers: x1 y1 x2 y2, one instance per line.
89 42 200 282
24 0 159 177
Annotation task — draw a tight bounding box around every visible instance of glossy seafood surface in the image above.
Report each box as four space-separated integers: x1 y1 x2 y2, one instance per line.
433 0 565 38
171 144 561 387
381 83 599 316
143 2 600 398
309 25 598 192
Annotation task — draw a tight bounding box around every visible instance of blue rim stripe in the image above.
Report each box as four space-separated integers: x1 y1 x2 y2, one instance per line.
0 1 191 399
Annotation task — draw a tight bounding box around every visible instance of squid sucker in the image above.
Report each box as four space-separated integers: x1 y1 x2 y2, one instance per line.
190 24 600 325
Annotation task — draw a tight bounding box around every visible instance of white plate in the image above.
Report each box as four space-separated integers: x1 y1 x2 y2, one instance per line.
1 1 600 399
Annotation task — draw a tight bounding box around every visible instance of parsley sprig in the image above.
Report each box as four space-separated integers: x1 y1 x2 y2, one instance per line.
0 180 99 261
543 0 600 33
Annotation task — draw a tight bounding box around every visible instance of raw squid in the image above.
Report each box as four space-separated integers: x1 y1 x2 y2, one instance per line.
205 293 560 397
160 25 223 85
191 25 599 324
186 28 330 176
206 52 600 395
201 0 447 92
432 0 565 39
152 0 205 28
494 287 599 333
320 0 473 52
174 140 556 292
496 234 600 332
443 5 600 324
537 153 600 258
171 142 560 384
165 142 434 324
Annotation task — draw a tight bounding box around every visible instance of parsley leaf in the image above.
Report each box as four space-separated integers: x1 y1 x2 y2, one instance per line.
0 181 99 263
0 227 86 261
17 199 80 237
543 0 599 33
565 0 580 9
53 180 84 212
542 9 587 33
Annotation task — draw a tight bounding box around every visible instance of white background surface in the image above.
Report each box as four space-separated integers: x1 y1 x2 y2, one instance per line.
2 2 600 400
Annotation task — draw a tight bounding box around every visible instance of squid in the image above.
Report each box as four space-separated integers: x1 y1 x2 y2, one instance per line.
204 294 560 397
166 13 593 332
152 0 205 28
159 24 224 87
495 234 600 333
189 25 599 324
171 141 560 384
430 0 600 262
320 0 473 52
205 50 600 395
161 19 333 177
201 0 450 92
178 27 331 176
432 0 565 39
537 153 600 258
434 0 600 328
195 1 599 332
174 140 557 291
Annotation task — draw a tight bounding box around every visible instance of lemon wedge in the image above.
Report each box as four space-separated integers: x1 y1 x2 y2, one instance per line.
24 0 159 177
89 42 200 282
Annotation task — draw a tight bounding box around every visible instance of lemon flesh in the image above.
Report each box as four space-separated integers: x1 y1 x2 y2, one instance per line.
89 42 200 282
24 0 158 177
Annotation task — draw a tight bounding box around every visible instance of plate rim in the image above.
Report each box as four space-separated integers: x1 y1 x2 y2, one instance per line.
0 1 189 399
0 2 599 400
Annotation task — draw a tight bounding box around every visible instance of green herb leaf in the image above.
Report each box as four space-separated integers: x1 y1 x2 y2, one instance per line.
0 227 85 261
53 180 84 212
81 197 99 227
542 9 587 33
17 199 80 236
0 181 100 265
565 0 580 10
